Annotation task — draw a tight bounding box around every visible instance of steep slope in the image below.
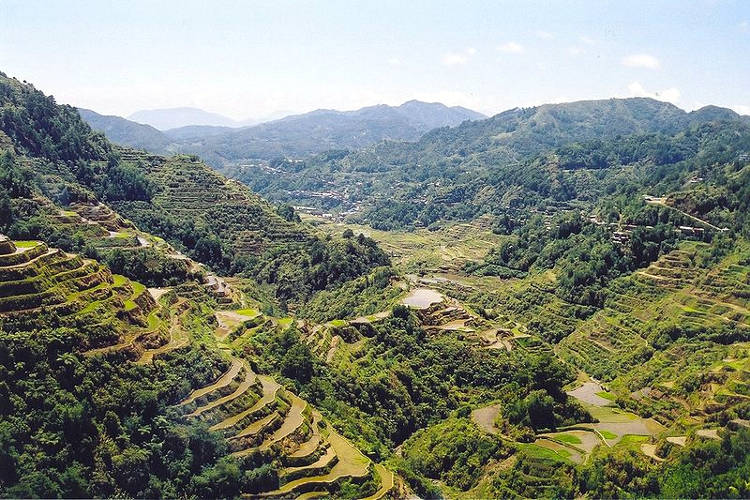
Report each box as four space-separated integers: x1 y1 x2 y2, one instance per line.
108 149 389 301
0 234 394 498
0 70 396 498
1 71 389 303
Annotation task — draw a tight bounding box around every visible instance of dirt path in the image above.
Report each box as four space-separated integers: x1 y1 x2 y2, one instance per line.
211 375 280 431
258 394 307 450
362 464 395 500
137 301 189 364
270 430 370 495
187 365 256 417
288 410 322 459
646 197 723 231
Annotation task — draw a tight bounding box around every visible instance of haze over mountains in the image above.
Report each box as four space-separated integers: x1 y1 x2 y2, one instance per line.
129 106 243 130
79 100 486 164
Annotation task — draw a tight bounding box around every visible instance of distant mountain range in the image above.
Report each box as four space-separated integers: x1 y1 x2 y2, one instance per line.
128 107 239 130
79 101 487 164
78 109 174 152
127 106 291 130
219 96 750 229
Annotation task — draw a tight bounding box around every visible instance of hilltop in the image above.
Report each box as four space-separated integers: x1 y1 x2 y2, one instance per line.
78 108 174 154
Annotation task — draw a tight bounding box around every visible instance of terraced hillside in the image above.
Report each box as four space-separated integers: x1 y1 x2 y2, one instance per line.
3 69 750 498
0 236 191 361
112 149 311 256
0 235 396 498
303 198 749 497
176 350 386 498
558 241 750 381
0 72 389 304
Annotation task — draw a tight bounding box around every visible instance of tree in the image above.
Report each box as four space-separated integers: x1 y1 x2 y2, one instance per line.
280 343 314 383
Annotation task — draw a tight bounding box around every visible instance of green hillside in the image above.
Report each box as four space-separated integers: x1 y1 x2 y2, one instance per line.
80 101 486 166
0 70 397 499
0 72 388 303
0 236 395 498
2 69 750 499
77 108 174 154
225 98 750 232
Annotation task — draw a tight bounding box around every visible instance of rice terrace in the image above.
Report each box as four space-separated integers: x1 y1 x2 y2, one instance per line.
1 1 750 499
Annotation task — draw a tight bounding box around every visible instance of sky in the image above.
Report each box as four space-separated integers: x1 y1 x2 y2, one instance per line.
1 0 749 120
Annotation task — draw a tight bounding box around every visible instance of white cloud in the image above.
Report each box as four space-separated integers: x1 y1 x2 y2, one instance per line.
497 41 524 53
622 53 660 69
740 20 749 31
627 81 680 104
442 48 477 66
535 30 553 39
387 57 402 66
579 35 595 45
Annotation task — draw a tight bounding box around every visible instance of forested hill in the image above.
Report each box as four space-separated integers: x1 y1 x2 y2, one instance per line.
79 100 486 165
399 97 747 159
0 71 388 302
225 97 750 231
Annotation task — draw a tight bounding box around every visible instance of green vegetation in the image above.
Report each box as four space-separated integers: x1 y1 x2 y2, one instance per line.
0 72 388 306
2 70 750 498
596 391 616 401
220 98 750 235
393 417 511 495
578 429 750 498
297 267 401 322
556 433 584 445
86 101 484 165
108 151 389 302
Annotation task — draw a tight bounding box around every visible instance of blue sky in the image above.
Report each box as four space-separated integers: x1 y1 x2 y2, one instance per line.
1 0 748 119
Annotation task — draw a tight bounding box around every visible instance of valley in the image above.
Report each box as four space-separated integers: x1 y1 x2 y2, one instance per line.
1 68 749 499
